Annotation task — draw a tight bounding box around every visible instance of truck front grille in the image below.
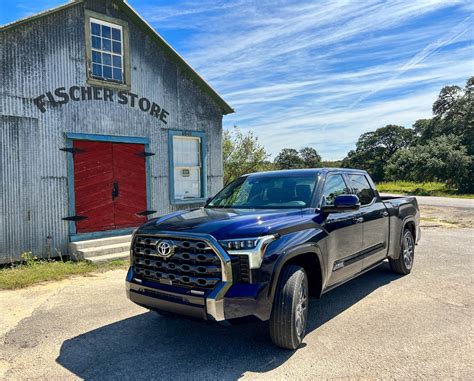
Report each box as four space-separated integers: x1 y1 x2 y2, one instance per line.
132 235 223 289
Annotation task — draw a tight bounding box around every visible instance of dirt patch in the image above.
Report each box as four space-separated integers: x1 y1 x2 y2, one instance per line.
420 205 473 228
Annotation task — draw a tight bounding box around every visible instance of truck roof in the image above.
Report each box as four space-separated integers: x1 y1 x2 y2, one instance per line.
244 168 368 177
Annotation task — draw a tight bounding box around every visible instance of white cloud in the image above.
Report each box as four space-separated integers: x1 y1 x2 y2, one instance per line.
136 0 474 159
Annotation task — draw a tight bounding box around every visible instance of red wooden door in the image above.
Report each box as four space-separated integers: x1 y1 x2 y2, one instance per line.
112 143 147 229
73 141 115 233
73 140 147 234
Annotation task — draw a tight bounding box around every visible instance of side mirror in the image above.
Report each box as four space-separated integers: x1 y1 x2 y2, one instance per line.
321 194 360 213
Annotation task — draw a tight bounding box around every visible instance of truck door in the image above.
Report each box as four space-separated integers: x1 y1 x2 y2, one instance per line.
346 174 389 269
320 174 364 287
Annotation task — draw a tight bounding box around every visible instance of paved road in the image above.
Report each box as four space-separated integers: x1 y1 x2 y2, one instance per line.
1 227 473 380
381 193 474 209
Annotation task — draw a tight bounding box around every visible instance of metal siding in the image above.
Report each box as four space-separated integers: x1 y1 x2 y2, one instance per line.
0 0 224 262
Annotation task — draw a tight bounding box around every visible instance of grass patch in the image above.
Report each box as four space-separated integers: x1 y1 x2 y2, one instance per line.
0 255 128 290
377 181 474 198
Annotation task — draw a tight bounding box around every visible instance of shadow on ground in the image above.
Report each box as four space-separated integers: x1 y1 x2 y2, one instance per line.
57 263 399 380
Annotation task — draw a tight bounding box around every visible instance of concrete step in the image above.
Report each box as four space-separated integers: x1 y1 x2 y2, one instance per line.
79 242 131 259
68 235 132 261
87 251 130 263
70 235 132 250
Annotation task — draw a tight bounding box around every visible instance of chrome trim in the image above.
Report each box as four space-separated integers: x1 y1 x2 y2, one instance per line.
131 231 233 321
226 235 277 269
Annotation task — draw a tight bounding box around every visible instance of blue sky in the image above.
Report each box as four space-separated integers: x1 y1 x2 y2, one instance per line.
1 1 473 159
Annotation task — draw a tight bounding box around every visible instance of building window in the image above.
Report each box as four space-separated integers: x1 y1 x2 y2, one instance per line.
169 131 207 202
85 11 130 88
90 18 124 83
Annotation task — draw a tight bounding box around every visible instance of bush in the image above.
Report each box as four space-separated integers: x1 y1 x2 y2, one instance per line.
386 135 472 188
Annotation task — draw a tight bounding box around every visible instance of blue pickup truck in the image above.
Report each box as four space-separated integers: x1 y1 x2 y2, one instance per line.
126 168 420 349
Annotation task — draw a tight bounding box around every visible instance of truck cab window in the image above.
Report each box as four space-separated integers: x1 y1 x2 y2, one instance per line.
321 175 348 206
347 174 375 205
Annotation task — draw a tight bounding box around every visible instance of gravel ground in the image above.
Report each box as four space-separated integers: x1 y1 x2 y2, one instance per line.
0 227 473 380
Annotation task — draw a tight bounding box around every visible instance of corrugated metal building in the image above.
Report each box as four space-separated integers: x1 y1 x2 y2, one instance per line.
0 0 233 263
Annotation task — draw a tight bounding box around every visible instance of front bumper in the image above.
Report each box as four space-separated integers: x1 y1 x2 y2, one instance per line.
126 268 272 321
126 231 272 321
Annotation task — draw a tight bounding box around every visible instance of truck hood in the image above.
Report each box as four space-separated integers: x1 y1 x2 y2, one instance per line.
137 207 317 240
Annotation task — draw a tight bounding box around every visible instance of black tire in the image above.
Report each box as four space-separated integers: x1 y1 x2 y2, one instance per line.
389 228 415 275
269 265 309 350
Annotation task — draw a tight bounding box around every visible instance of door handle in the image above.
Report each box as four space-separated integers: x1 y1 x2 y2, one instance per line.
353 217 364 224
381 211 389 217
112 182 119 200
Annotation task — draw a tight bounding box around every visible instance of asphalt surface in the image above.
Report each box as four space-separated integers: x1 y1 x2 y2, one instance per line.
1 227 473 380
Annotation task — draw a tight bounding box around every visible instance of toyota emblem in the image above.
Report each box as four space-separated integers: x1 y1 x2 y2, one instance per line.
155 240 175 258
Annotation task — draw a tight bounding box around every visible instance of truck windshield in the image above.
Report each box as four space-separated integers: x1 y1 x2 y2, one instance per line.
207 174 318 209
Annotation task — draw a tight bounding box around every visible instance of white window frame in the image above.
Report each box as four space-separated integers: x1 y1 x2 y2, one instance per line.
85 10 131 90
89 18 124 83
169 131 207 204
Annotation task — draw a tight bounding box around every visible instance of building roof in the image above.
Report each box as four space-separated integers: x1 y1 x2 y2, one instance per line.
0 0 234 115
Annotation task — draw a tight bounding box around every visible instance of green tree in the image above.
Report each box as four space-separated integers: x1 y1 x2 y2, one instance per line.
299 147 322 168
342 125 415 181
223 127 269 185
386 135 472 188
415 77 474 191
274 148 303 169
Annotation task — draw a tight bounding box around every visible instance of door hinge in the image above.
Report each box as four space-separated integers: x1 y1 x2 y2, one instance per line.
60 147 84 154
136 210 157 216
135 151 155 157
62 215 88 222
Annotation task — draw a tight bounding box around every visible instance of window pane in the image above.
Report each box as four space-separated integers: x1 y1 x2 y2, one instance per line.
102 53 112 66
112 55 122 68
91 36 101 50
102 38 111 52
92 63 102 77
89 19 124 84
103 65 112 79
112 28 121 41
113 68 122 81
321 175 348 206
112 41 121 54
173 137 200 167
174 168 201 199
92 50 101 64
91 22 101 36
102 25 111 38
347 175 375 205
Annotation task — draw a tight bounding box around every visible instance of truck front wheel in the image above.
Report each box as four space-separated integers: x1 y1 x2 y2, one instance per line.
269 265 308 350
389 228 415 275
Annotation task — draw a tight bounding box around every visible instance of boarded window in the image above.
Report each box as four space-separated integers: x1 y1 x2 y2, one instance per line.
172 136 203 200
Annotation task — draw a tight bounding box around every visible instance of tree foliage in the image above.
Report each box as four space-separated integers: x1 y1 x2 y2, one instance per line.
274 147 322 169
223 127 269 185
386 135 471 188
274 148 302 169
300 147 322 168
343 76 473 191
341 125 415 181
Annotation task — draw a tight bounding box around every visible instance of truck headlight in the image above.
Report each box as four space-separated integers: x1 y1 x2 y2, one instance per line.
219 235 277 269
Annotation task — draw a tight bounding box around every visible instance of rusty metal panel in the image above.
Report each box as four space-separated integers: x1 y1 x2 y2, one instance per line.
0 0 224 262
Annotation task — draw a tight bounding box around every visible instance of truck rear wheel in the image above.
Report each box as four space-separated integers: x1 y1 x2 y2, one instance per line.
269 265 308 350
389 228 415 275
